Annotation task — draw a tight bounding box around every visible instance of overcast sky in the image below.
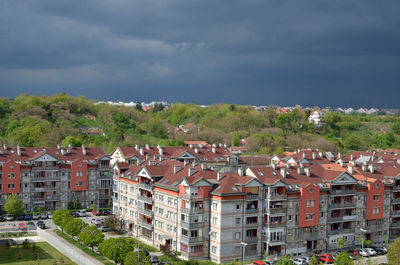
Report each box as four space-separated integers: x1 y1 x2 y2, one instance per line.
1 0 399 108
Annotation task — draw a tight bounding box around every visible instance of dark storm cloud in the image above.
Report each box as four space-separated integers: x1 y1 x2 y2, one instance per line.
0 0 399 107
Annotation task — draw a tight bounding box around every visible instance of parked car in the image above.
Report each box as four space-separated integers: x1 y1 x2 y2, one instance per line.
70 211 80 218
150 254 159 264
32 213 40 220
265 261 277 265
293 258 307 265
101 209 112 216
15 215 24 221
99 226 112 232
91 218 103 226
0 215 4 222
357 249 370 257
47 212 53 219
138 249 150 256
365 248 377 256
373 247 387 255
27 221 36 229
253 261 266 265
37 220 46 229
78 210 87 217
40 212 48 219
18 223 27 230
24 214 32 220
319 254 334 264
5 215 14 221
92 209 101 216
300 257 312 264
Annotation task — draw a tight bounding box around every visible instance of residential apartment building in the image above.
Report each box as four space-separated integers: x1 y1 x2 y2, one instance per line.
0 144 112 212
113 148 400 263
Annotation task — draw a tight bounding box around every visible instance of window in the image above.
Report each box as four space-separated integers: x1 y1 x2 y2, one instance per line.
235 232 241 239
236 203 241 210
211 246 217 254
212 203 218 210
212 217 218 225
373 195 380 201
236 217 241 225
235 246 241 254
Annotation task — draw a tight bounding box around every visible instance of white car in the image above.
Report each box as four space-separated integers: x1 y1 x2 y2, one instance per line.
293 258 307 265
78 210 87 217
358 249 370 257
5 215 14 221
91 218 102 226
365 248 376 256
99 226 112 232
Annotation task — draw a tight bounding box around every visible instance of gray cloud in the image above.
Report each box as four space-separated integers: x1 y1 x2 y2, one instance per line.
0 0 399 108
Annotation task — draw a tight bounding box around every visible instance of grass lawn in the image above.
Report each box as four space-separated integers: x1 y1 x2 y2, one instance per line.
0 241 76 265
55 230 114 265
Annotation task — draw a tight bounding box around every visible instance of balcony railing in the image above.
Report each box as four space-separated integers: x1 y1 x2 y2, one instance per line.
99 194 110 199
246 194 260 200
328 214 356 222
46 196 58 201
330 189 357 195
392 197 400 203
138 183 152 191
246 207 259 214
393 186 400 191
181 207 204 215
138 207 153 217
390 222 400 229
327 228 353 235
266 194 286 201
391 210 400 217
137 195 152 204
266 207 286 215
33 187 45 192
181 193 202 200
137 220 153 230
45 186 58 191
329 202 356 209
267 222 285 228
180 235 203 244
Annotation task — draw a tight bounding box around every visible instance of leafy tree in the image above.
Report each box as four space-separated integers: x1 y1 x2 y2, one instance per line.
308 255 319 265
135 102 143 111
160 243 177 259
358 237 372 248
4 194 24 216
337 238 347 251
65 218 87 237
387 237 400 265
124 251 151 265
67 200 75 210
34 206 44 213
276 254 294 265
334 251 353 265
231 132 241 147
103 214 125 232
78 225 104 250
75 198 82 209
52 209 71 226
98 237 135 264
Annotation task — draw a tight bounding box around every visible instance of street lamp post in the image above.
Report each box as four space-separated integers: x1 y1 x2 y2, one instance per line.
360 229 367 254
241 242 248 265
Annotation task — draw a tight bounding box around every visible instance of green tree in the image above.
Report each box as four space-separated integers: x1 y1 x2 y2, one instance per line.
308 255 319 265
135 102 143 111
334 251 353 265
65 218 87 237
4 194 24 216
68 200 75 210
78 225 104 250
358 237 372 248
52 209 71 226
75 198 82 209
124 251 151 265
276 254 294 265
337 238 347 251
98 237 136 264
103 214 125 232
387 237 400 265
391 121 400 135
231 132 241 146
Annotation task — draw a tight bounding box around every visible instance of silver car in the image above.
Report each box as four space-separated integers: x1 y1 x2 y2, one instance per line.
365 248 376 256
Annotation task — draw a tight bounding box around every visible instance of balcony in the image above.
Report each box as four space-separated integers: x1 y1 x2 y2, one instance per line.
246 207 259 214
390 222 400 229
246 194 260 200
392 197 400 204
99 194 110 199
265 238 285 245
366 224 383 232
328 214 356 222
137 220 153 230
46 195 58 201
138 183 152 191
138 207 153 217
267 222 285 229
330 202 356 209
391 210 400 217
327 228 353 235
137 195 152 204
245 236 258 243
330 189 357 195
181 193 202 201
266 207 286 215
393 186 400 191
181 207 204 215
31 175 59 181
181 221 203 230
33 187 45 192
266 194 286 201
180 235 203 244
305 232 322 241
45 186 58 191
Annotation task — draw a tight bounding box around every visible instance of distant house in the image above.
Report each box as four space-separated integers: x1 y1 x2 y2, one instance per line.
177 123 198 133
308 110 323 125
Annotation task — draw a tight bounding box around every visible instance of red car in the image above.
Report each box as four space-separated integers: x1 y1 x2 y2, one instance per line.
253 262 266 265
319 254 334 264
92 209 101 216
18 223 27 230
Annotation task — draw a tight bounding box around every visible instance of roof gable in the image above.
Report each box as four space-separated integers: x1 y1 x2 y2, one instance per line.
32 153 58 162
332 172 358 184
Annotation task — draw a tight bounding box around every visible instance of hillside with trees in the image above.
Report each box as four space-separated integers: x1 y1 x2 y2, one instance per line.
0 93 399 154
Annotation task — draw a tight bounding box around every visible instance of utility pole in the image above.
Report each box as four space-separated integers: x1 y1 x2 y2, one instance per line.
241 242 248 265
360 228 367 254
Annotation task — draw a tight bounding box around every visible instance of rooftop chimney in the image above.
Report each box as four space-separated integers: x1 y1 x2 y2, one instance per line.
188 167 196 177
57 144 61 150
159 148 163 156
135 144 139 150
140 148 144 156
223 143 227 148
194 148 199 154
303 153 306 159
82 145 86 155
312 153 316 160
272 163 277 170
3 143 7 150
300 163 304 169
146 154 150 160
397 159 400 165
212 147 216 154
304 167 311 177
350 154 354 161
339 160 345 167
217 171 223 181
201 163 207 171
157 144 161 150
362 165 367 172
297 167 303 175
319 152 323 158
348 165 354 175
174 165 181 174
280 168 287 178
184 159 189 166
238 167 245 176
145 144 150 150
189 144 194 149
338 152 342 159
17 144 21 156
61 149 66 155
368 164 375 174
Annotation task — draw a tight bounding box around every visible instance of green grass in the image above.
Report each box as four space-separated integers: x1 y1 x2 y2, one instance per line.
0 241 76 265
73 114 99 128
55 230 114 265
131 238 159 253
0 232 36 238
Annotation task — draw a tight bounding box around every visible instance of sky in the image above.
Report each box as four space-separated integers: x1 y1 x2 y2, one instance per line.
0 0 400 108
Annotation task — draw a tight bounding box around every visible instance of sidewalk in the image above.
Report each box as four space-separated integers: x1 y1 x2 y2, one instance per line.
46 229 104 265
9 235 45 243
